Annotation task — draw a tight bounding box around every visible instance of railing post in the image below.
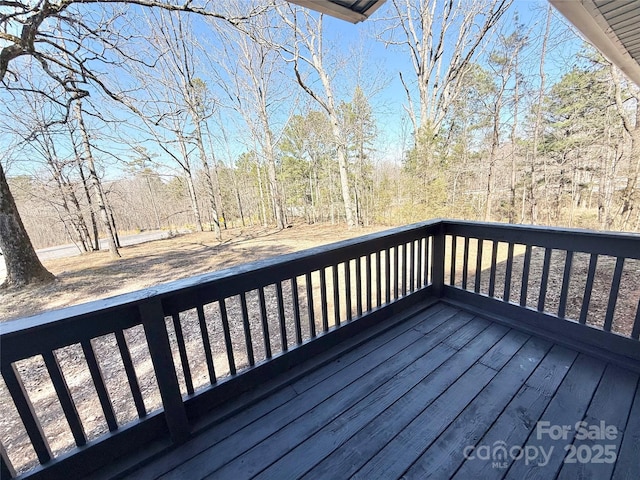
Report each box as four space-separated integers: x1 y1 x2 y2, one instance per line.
139 299 190 444
432 222 446 297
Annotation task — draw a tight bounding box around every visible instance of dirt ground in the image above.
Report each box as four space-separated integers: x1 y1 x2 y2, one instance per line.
1 223 639 476
0 222 386 321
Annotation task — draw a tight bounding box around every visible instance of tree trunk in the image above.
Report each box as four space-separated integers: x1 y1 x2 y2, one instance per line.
0 164 54 287
75 100 120 257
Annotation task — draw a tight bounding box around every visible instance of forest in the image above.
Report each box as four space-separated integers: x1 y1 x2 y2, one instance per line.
1 0 639 286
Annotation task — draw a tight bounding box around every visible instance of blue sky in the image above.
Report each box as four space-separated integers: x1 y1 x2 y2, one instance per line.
1 0 587 179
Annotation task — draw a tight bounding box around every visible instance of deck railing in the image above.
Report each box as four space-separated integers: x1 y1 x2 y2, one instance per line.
0 221 438 479
1 220 639 479
439 221 640 368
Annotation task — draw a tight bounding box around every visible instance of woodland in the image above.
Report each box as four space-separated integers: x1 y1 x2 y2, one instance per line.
1 0 639 287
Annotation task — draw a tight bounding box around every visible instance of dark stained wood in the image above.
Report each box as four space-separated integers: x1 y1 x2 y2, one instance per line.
343 262 352 322
42 350 86 447
632 298 640 340
394 246 399 299
613 382 640 480
488 240 498 297
401 243 407 296
0 443 15 479
1 363 52 464
409 240 415 292
604 257 625 332
403 336 552 479
218 299 236 375
504 354 606 480
558 250 574 318
114 330 146 419
139 300 189 444
462 236 469 290
366 253 373 310
503 242 514 302
258 287 272 359
450 235 457 286
416 240 422 290
376 250 382 306
580 253 599 324
537 247 552 312
452 344 578 479
385 248 391 304
474 238 483 293
356 256 363 316
197 305 218 380
332 265 340 326
320 268 329 332
170 313 194 395
81 339 118 432
291 277 303 342
520 244 532 307
238 294 254 368
556 365 638 480
424 236 431 287
305 273 316 338
276 282 288 350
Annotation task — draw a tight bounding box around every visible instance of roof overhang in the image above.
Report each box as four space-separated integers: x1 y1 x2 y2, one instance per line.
287 0 387 23
549 0 640 86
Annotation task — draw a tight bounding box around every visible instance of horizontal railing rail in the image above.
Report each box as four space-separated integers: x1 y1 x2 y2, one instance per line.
0 220 438 479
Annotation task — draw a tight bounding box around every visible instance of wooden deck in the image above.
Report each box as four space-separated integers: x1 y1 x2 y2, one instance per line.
115 302 640 480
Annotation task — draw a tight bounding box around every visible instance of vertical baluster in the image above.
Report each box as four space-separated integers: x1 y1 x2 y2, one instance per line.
196 305 217 381
171 314 194 395
488 241 498 298
356 257 363 316
366 254 372 310
291 277 303 343
276 282 288 351
520 245 533 307
558 251 574 319
401 243 407 296
385 247 391 302
305 273 316 338
81 340 118 431
462 237 469 290
537 248 552 312
503 243 514 303
238 294 254 368
416 240 423 289
474 239 484 293
320 268 329 332
1 364 52 463
425 237 431 285
42 350 86 446
603 258 625 332
258 287 272 359
115 330 146 418
376 251 382 306
394 245 400 298
579 254 598 324
344 262 352 322
450 236 457 286
631 298 640 340
1 443 15 479
409 241 415 292
139 300 189 443
332 264 341 326
219 299 236 375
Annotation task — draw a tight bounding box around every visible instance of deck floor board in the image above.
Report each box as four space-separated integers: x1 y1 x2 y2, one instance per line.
121 302 640 480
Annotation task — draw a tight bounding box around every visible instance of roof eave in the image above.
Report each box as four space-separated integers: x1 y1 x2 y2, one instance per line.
549 0 640 86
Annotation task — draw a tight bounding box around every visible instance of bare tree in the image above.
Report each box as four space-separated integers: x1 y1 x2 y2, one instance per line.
379 0 512 140
276 5 357 227
216 10 292 229
0 0 262 286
